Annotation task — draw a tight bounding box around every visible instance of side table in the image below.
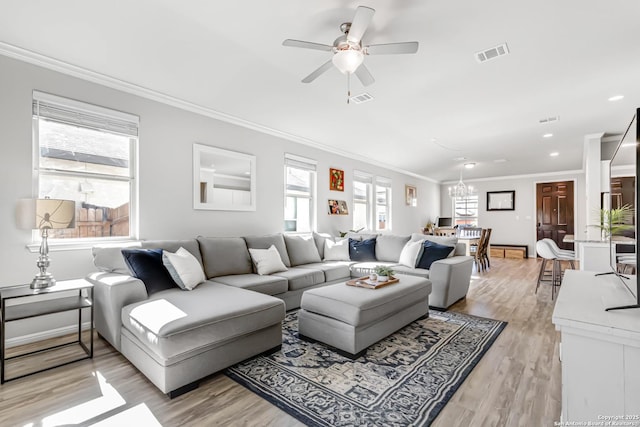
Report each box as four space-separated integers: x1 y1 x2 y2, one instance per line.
0 278 93 383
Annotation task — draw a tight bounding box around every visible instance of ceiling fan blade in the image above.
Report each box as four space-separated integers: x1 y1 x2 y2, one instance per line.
301 60 334 83
354 63 375 87
347 6 375 43
366 42 419 55
282 39 333 52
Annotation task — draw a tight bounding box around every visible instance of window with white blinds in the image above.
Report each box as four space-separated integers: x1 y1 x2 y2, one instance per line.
353 170 372 230
284 154 317 232
32 91 138 241
375 176 392 231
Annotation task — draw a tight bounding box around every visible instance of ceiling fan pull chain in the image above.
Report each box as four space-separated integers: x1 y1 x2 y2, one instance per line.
347 74 351 104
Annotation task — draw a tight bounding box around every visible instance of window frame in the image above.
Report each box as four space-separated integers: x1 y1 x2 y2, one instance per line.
30 91 139 250
353 170 373 231
375 176 393 231
453 194 479 227
284 153 317 233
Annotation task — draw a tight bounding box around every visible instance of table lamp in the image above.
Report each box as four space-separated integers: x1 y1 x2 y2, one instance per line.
16 198 76 289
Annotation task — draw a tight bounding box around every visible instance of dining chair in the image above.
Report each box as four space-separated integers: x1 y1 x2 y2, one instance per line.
470 229 490 272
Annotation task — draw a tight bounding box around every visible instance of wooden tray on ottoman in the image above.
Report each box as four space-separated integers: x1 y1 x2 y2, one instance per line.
346 276 399 289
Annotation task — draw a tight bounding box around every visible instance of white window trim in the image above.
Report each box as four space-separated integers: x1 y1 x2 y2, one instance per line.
284 153 317 233
353 170 373 230
375 176 393 231
31 91 139 250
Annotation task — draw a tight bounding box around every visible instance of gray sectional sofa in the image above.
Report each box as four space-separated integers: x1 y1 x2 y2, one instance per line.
87 232 473 397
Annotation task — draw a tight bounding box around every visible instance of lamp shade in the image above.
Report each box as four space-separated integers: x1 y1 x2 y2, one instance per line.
332 49 364 74
16 198 76 230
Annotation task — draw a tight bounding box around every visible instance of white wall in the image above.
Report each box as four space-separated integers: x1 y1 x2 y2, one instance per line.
440 171 586 257
0 55 439 339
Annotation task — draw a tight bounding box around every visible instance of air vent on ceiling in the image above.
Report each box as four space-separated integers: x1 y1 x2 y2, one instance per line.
475 43 510 63
349 92 374 104
539 116 560 124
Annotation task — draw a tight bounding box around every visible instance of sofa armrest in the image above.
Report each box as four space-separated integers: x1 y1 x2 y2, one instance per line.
428 256 474 309
86 272 148 351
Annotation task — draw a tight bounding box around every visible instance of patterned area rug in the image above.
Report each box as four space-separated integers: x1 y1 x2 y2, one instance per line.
226 310 506 427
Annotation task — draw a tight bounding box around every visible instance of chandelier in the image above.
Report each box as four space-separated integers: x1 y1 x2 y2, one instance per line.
448 171 475 199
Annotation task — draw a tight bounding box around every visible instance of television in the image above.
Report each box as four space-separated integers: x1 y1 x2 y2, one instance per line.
437 217 453 227
603 108 639 311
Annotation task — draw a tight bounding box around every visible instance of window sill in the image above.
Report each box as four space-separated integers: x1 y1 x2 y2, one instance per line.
26 238 141 253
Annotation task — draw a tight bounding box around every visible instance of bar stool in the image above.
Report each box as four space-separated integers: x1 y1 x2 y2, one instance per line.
617 254 636 274
543 238 576 270
536 240 562 299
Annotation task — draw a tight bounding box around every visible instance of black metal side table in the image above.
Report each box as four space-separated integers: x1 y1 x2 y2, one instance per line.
0 278 93 383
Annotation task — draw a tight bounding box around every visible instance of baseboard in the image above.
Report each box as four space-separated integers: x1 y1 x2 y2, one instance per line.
5 322 93 348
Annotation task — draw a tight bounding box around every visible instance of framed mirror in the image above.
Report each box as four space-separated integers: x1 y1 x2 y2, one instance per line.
487 190 515 211
193 143 256 211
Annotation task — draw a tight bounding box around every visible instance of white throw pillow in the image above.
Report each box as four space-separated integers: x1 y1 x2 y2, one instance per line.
398 240 424 268
162 247 206 290
323 238 350 261
249 245 288 275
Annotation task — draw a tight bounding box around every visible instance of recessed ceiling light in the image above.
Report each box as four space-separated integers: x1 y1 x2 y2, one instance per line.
543 133 553 138
550 152 559 157
608 95 624 102
464 162 476 169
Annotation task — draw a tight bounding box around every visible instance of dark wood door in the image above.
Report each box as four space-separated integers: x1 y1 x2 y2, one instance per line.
536 181 574 250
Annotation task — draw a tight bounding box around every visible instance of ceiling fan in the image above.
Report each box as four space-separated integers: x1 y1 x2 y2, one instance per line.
282 6 419 91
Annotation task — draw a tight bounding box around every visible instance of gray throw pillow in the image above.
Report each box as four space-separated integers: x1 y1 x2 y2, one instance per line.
284 234 322 266
196 236 253 278
375 234 411 262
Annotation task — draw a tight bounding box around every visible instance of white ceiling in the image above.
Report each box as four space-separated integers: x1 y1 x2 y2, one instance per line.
1 0 639 182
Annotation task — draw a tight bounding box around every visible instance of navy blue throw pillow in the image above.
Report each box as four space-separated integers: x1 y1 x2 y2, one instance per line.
349 238 377 262
121 248 178 295
416 240 454 270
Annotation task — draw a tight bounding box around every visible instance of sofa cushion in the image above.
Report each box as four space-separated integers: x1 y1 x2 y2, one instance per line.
121 248 179 295
197 236 253 278
162 247 206 290
348 238 377 262
297 262 352 282
284 234 322 266
121 281 285 364
312 232 333 259
141 239 203 265
271 267 325 291
398 240 424 268
416 240 455 269
388 265 430 279
244 234 291 267
248 245 288 275
323 238 350 261
375 234 411 262
211 274 288 296
93 242 142 274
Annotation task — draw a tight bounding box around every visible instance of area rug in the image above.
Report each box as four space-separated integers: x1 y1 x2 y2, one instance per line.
225 310 506 426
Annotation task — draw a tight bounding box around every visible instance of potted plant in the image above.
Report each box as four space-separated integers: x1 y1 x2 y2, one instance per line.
374 265 395 282
591 204 634 240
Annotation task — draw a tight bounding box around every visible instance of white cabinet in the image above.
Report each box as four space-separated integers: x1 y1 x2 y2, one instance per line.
552 270 640 422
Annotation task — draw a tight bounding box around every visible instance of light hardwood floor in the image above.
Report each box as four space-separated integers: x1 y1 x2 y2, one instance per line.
0 258 562 426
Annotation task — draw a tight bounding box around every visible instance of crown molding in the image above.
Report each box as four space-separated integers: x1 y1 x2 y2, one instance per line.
0 42 434 183
440 169 584 185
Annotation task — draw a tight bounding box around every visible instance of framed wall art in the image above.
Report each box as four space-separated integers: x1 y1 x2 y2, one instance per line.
328 199 349 215
329 168 344 191
487 190 515 211
405 185 417 207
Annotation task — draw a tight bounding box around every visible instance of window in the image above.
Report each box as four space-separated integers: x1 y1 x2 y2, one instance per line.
454 195 479 226
33 91 138 241
353 171 372 230
284 154 316 232
375 177 392 231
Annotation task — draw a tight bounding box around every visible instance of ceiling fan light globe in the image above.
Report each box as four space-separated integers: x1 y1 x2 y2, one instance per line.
332 50 364 74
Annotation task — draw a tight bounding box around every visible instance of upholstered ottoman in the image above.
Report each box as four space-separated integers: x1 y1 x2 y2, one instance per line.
298 275 432 358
